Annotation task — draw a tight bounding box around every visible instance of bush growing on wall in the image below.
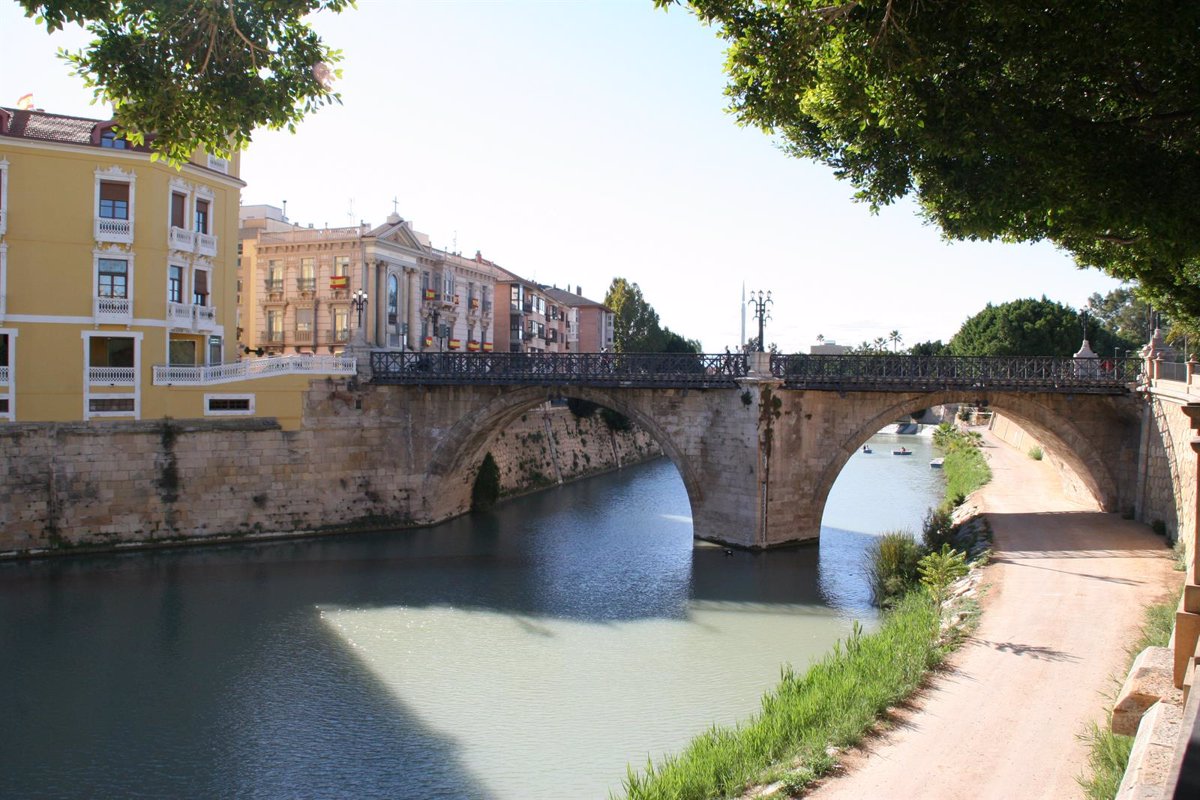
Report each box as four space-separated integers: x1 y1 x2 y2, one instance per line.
471 453 501 511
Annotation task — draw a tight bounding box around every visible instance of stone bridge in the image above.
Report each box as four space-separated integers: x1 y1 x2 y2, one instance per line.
367 351 1144 548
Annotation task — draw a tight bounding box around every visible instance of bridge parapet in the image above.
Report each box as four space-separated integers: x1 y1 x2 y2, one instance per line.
772 354 1141 394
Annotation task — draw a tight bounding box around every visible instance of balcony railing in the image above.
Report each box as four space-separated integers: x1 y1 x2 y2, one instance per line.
0 366 9 384
153 354 357 386
169 226 196 252
197 231 217 257
297 277 316 293
265 278 284 293
95 217 133 243
94 295 132 323
265 330 285 343
195 305 216 330
293 328 314 343
88 366 136 385
167 302 193 328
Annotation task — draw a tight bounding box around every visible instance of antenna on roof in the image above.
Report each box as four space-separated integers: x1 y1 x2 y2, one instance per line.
347 198 355 224
281 199 287 221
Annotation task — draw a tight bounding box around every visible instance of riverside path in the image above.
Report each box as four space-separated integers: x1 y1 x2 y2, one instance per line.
806 430 1177 800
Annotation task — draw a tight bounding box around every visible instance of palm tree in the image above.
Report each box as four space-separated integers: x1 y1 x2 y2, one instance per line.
873 336 887 352
816 333 825 345
889 330 903 352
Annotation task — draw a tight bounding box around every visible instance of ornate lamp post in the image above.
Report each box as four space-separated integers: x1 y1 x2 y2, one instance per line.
748 290 772 352
351 289 369 344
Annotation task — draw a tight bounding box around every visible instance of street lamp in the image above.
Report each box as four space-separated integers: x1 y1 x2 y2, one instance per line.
748 290 772 353
351 289 369 340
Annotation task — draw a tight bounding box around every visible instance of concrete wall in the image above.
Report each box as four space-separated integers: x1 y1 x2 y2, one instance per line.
989 413 1097 507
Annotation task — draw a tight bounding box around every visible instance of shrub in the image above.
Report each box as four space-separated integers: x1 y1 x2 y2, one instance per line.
919 545 970 605
922 507 956 550
470 453 501 511
566 397 599 418
1028 446 1043 460
601 407 633 432
868 531 926 607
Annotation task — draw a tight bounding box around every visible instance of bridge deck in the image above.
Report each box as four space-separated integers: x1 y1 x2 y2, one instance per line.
369 352 1139 394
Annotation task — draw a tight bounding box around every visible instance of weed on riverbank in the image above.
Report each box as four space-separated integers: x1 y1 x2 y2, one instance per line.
1077 587 1182 799
933 424 992 507
616 593 948 800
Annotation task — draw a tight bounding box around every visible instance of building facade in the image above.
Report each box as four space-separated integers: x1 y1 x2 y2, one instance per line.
542 285 615 353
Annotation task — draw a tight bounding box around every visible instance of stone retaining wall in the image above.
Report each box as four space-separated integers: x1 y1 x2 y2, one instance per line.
1136 396 1197 563
988 413 1098 507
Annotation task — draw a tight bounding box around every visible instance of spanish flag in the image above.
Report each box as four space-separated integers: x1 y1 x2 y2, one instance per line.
16 93 34 110
330 275 348 290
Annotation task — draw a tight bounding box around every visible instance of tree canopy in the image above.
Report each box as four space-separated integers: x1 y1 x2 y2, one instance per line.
948 297 1135 357
604 278 701 353
18 0 352 164
657 1 1200 327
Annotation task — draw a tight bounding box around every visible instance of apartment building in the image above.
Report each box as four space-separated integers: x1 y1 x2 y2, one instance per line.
542 285 615 353
240 208 497 354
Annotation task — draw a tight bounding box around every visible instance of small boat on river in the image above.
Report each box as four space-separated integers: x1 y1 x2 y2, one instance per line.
893 447 912 456
862 445 873 454
929 458 945 469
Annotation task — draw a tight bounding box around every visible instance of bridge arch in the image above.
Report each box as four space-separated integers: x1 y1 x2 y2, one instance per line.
419 385 704 523
804 390 1135 538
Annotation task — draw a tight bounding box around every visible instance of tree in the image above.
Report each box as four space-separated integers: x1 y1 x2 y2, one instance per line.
909 339 949 357
656 1 1200 328
888 329 903 352
1086 287 1161 347
603 278 700 353
947 297 1134 357
17 0 352 164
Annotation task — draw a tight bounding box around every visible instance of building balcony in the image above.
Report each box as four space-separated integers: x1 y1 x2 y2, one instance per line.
265 330 285 344
293 329 314 344
88 366 136 385
297 278 316 294
327 329 351 344
195 305 216 331
169 226 196 252
154 354 356 386
95 217 133 244
197 231 217 257
94 295 132 324
167 301 194 328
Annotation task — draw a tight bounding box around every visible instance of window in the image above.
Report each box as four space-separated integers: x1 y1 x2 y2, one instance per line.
89 336 134 367
99 181 129 219
194 198 210 234
209 336 222 365
333 255 350 277
0 334 7 367
296 307 314 337
89 398 134 413
299 257 315 291
170 192 187 228
421 271 431 294
511 285 521 310
267 260 283 292
192 269 209 306
333 307 349 341
443 273 454 298
99 129 127 149
168 265 184 303
169 339 197 365
266 310 283 342
387 275 399 324
205 395 254 415
98 258 128 298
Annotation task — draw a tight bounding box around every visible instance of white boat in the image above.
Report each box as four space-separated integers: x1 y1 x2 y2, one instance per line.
862 445 873 454
930 458 945 469
893 448 912 456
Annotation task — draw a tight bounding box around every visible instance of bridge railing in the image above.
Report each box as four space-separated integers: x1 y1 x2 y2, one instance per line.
771 354 1141 393
370 351 749 388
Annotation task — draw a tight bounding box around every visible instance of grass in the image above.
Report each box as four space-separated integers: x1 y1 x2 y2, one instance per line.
867 531 925 607
933 424 992 507
617 593 946 800
1077 586 1182 799
1028 446 1044 460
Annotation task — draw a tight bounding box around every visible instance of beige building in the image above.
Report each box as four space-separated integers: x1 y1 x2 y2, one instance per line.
239 208 497 354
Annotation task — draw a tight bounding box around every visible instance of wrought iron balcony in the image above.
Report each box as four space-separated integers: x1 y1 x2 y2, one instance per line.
771 354 1140 394
371 351 749 388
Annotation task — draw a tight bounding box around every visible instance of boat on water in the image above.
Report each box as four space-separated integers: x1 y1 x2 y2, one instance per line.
862 445 873 454
929 457 945 469
893 447 912 456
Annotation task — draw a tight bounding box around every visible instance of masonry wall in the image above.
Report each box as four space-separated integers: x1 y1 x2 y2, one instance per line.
1137 396 1198 564
989 413 1097 507
486 404 662 496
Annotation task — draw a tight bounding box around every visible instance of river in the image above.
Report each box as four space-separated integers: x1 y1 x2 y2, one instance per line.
0 432 943 799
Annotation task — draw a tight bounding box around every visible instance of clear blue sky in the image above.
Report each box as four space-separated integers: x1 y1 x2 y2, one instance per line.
1 0 1124 352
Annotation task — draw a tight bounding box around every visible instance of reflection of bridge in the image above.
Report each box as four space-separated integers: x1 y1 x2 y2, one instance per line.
363 350 1142 550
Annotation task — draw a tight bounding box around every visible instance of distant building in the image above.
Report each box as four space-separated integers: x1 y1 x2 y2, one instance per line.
810 340 852 355
542 285 614 352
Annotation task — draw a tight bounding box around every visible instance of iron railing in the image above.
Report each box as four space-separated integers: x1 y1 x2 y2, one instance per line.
771 354 1141 394
371 351 749 388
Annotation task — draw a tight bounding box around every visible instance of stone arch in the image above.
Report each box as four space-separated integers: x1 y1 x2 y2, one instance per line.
420 384 704 521
806 391 1129 535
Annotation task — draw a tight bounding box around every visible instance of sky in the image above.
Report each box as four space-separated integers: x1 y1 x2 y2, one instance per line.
0 0 1124 352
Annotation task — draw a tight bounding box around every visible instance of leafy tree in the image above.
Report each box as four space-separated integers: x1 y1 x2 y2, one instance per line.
656 1 1200 328
909 339 949 357
1086 287 1161 348
17 0 352 164
948 296 1134 357
603 278 700 353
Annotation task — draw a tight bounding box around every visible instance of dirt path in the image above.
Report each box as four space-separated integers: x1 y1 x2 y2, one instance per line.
805 432 1177 800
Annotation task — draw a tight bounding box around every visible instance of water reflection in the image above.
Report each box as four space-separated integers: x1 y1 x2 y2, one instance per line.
0 432 941 800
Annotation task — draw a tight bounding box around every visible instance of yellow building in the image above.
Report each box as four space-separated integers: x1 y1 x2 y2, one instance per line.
0 107 353 429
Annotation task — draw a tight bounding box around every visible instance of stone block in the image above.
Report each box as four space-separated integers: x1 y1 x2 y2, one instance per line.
1116 700 1183 800
1113 647 1179 736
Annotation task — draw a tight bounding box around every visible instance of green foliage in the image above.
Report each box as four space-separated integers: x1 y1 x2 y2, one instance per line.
867 531 925 608
1028 446 1044 461
933 425 992 505
470 453 500 511
949 297 1133 357
600 407 632 432
921 506 955 551
566 397 599 418
919 545 970 605
656 1 1200 329
619 593 943 800
18 0 352 165
604 277 700 353
1087 287 1161 349
909 339 950 356
1078 722 1135 800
